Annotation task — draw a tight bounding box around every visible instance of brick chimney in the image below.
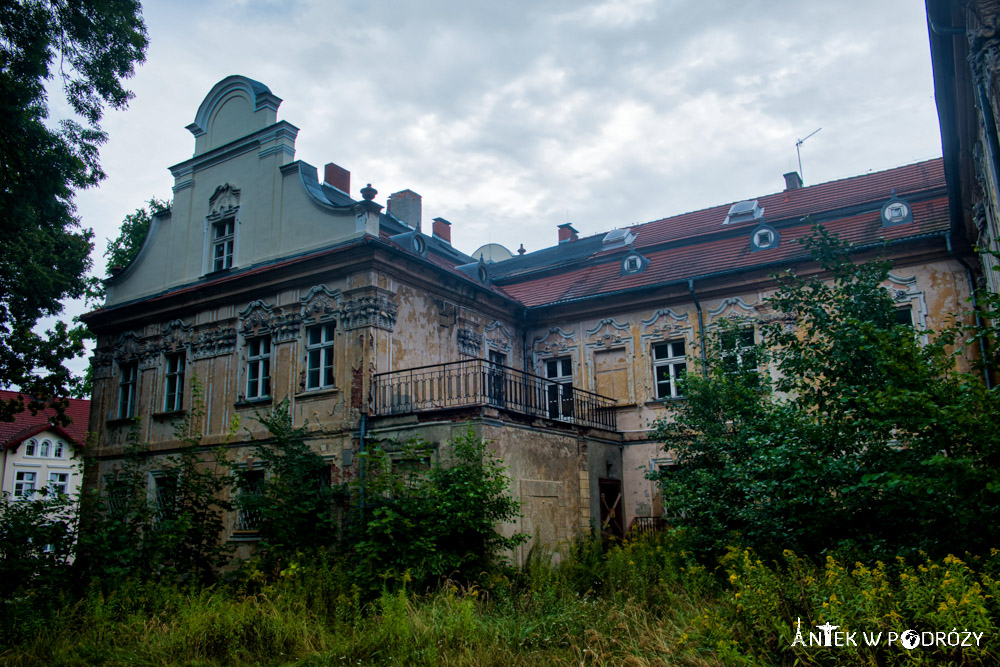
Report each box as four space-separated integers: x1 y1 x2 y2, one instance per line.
783 171 803 191
558 223 579 244
387 189 422 230
432 217 451 244
324 162 350 194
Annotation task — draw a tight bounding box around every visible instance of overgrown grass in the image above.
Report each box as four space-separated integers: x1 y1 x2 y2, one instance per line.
3 534 999 666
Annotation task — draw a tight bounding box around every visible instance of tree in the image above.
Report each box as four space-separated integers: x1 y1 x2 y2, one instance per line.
0 0 148 420
349 428 526 592
75 383 231 585
651 227 1000 560
235 402 342 556
103 197 169 273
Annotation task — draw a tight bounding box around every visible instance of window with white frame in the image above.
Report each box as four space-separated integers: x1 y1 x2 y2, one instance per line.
14 471 36 499
305 323 335 390
721 326 757 373
653 340 687 399
212 217 235 272
38 439 51 457
118 361 138 419
48 472 69 495
24 439 36 457
53 441 64 458
164 352 186 411
545 357 574 420
246 337 271 399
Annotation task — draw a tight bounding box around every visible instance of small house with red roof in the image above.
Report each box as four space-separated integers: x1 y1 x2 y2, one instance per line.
0 390 89 502
80 76 980 560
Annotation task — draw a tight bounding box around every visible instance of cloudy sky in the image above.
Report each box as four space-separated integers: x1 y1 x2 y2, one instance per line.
71 0 943 261
56 0 942 354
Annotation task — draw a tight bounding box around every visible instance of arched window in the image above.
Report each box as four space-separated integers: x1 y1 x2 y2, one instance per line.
53 441 65 458
39 440 51 457
24 439 37 456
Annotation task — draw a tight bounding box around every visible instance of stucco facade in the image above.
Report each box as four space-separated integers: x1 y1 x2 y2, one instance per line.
83 75 981 561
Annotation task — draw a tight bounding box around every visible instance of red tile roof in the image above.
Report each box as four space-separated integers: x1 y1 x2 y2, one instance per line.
629 159 945 249
0 390 90 450
498 159 949 307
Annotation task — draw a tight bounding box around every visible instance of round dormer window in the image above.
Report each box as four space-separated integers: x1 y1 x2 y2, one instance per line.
881 195 913 227
884 202 909 223
750 223 780 251
477 265 489 283
621 253 647 275
413 235 426 255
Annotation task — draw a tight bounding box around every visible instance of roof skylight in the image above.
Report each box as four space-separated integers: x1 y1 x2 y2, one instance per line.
724 200 764 225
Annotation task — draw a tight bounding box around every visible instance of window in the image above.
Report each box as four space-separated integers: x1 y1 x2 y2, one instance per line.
721 327 757 373
164 352 186 411
488 350 507 406
38 439 50 457
53 441 64 458
235 468 266 533
24 439 36 457
653 340 687 399
118 361 138 419
48 472 68 495
894 305 913 327
246 337 271 399
545 357 574 419
212 218 235 272
149 472 178 523
14 471 36 499
305 324 335 390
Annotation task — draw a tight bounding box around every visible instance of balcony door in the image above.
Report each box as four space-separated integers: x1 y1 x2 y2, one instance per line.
487 350 506 407
545 357 573 420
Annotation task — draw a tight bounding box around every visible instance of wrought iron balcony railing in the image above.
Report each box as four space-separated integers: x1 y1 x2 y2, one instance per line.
373 359 618 431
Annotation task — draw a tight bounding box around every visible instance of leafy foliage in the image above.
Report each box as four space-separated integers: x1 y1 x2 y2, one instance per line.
235 402 342 556
349 428 527 592
0 0 148 418
103 197 170 274
0 489 77 600
651 227 1000 559
76 381 231 585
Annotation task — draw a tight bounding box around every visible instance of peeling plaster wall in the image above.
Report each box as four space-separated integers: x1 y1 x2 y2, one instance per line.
527 253 980 530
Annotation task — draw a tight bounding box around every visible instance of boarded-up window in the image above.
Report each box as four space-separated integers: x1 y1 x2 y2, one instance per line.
594 348 630 403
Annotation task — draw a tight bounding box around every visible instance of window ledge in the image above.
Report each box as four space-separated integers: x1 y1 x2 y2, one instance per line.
644 398 687 407
152 409 187 421
234 397 273 409
106 417 138 427
295 387 339 400
230 531 262 542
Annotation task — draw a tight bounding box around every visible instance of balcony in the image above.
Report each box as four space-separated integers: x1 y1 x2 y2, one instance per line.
373 359 618 431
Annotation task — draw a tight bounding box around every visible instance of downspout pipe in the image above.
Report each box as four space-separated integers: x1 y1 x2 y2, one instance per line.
359 412 366 524
688 279 708 377
947 231 992 390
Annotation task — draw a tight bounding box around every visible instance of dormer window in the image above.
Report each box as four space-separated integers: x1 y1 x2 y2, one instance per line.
881 190 913 227
212 218 235 271
750 223 780 251
621 252 648 275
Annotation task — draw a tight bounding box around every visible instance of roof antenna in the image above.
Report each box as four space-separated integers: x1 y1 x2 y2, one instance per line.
796 127 822 183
